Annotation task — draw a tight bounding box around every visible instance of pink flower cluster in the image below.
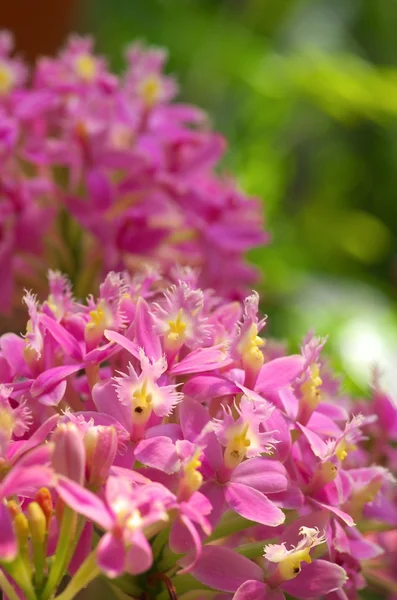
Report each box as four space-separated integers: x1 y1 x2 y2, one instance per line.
0 269 395 600
0 31 267 316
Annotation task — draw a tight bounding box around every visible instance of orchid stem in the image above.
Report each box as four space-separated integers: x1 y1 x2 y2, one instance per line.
52 551 100 600
0 569 22 600
41 506 77 600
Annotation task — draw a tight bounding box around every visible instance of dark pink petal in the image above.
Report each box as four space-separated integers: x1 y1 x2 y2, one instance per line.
298 423 328 459
84 341 120 364
231 459 288 494
170 515 202 572
40 314 83 361
9 416 58 463
256 356 304 393
179 398 222 472
37 380 67 407
225 482 285 527
56 477 113 530
104 329 140 359
31 364 82 401
134 297 162 360
124 530 152 575
264 409 291 464
233 581 283 600
200 482 226 529
0 502 17 561
281 559 348 599
97 532 125 578
187 546 263 592
267 485 304 510
134 436 180 474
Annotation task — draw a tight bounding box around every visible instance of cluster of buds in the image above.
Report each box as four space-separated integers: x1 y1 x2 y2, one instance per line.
0 31 267 317
0 270 395 600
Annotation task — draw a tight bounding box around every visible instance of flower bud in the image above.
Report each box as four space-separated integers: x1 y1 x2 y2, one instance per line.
84 425 118 486
52 423 85 485
35 488 53 528
27 502 46 544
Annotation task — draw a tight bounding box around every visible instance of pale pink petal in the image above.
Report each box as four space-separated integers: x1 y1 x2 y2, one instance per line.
225 482 285 527
187 546 263 592
171 346 232 375
256 356 304 393
104 329 140 359
311 499 355 527
281 559 348 599
231 459 288 494
134 297 162 360
92 380 131 432
233 581 282 600
183 375 239 402
0 466 54 498
134 436 180 474
124 530 152 575
56 477 113 530
97 532 125 578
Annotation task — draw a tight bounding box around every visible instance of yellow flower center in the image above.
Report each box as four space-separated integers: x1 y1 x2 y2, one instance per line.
224 423 251 469
138 75 163 107
85 301 110 344
278 548 312 580
74 53 97 81
0 408 15 441
182 449 203 494
335 438 357 462
167 309 187 345
238 324 265 370
0 63 13 95
23 320 39 363
300 363 322 410
131 380 153 424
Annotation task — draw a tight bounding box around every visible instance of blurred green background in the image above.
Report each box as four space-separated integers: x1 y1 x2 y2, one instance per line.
4 0 397 393
88 0 397 394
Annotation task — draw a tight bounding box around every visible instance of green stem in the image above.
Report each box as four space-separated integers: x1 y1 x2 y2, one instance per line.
0 569 21 600
172 574 210 595
236 540 269 559
41 506 77 600
2 558 37 600
53 551 100 600
365 568 397 595
206 512 253 542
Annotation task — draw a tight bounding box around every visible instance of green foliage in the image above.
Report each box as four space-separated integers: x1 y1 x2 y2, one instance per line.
87 0 397 391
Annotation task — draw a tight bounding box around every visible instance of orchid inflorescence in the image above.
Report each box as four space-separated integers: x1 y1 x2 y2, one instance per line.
0 31 396 600
0 268 396 600
0 31 267 316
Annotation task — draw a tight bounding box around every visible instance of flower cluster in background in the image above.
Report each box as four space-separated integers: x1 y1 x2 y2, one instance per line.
0 31 266 317
0 269 396 600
